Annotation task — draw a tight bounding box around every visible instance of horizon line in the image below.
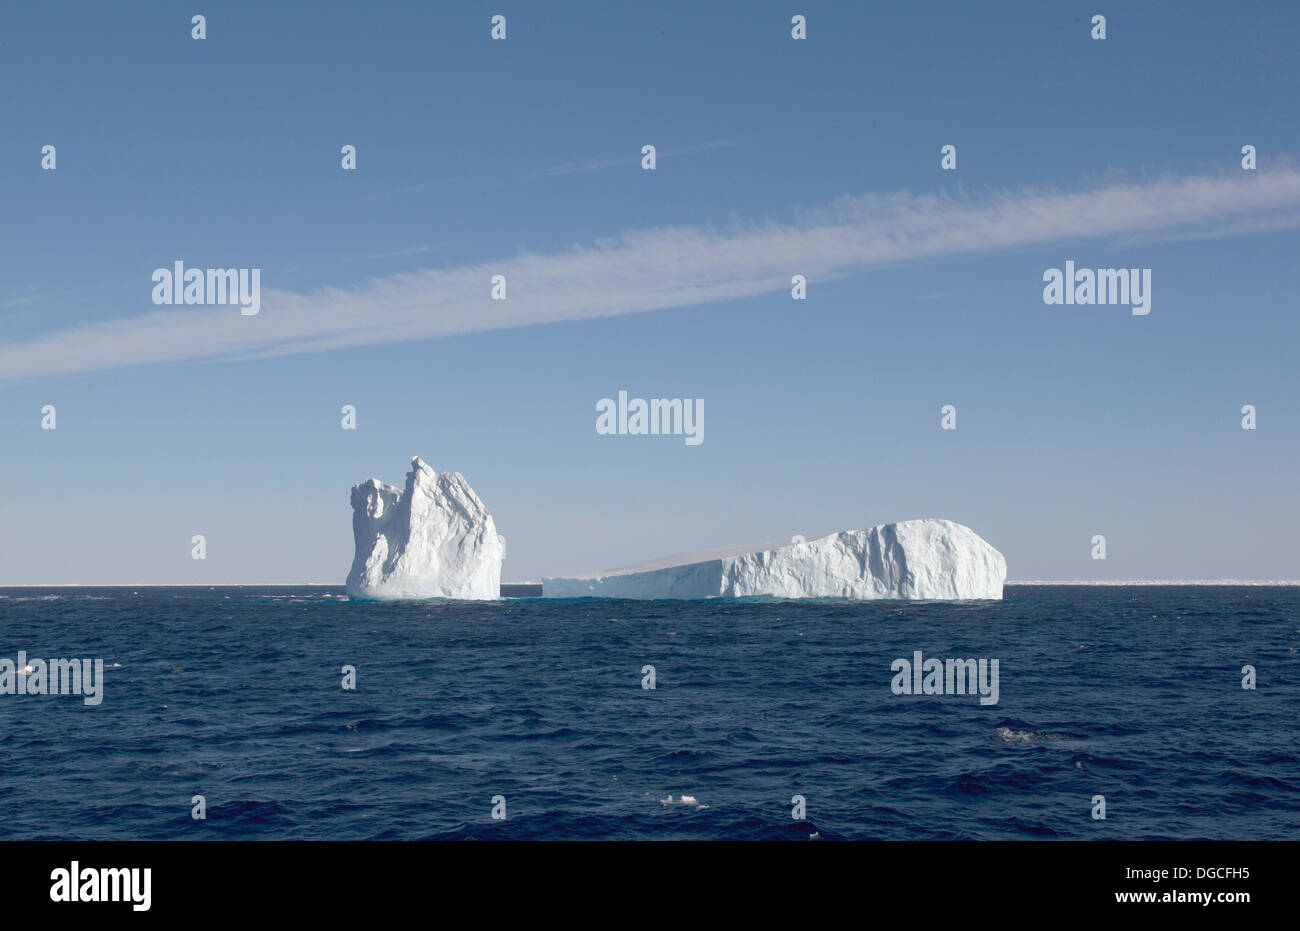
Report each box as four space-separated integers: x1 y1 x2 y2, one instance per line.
3 580 1299 588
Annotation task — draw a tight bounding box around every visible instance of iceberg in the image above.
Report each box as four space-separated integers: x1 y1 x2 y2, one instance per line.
346 457 503 600
541 519 1005 600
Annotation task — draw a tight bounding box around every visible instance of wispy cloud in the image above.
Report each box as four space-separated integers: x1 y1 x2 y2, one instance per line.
544 136 752 177
352 242 447 262
4 167 1300 381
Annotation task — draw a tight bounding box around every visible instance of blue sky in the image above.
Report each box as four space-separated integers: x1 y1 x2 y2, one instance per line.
1 1 1298 583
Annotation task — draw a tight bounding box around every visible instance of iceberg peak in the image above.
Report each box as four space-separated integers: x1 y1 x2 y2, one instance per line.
345 458 503 600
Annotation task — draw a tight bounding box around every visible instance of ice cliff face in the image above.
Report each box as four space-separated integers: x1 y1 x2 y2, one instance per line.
542 519 1005 600
346 457 503 600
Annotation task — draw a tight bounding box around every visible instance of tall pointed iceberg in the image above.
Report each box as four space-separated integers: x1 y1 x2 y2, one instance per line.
346 457 503 600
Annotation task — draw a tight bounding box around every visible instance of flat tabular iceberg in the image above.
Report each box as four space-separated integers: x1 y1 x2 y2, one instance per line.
541 519 1006 600
346 457 503 600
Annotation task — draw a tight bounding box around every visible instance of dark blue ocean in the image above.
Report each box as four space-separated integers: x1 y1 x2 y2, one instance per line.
0 585 1296 840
